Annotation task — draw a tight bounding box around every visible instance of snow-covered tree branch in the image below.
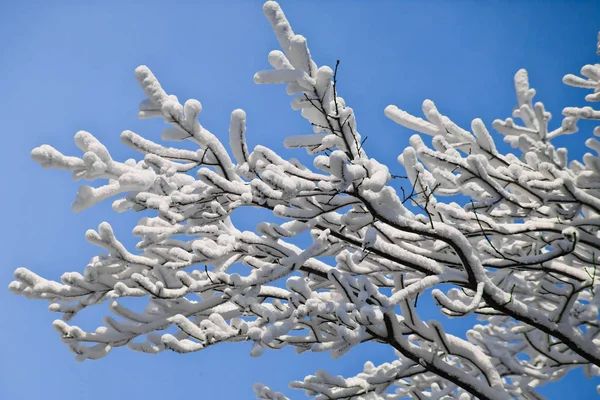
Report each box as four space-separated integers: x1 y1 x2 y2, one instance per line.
9 2 600 398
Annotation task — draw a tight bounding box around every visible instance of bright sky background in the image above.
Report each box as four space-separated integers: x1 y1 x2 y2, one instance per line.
2 1 600 399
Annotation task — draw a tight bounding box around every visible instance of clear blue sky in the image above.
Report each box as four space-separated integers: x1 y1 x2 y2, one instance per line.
2 1 600 399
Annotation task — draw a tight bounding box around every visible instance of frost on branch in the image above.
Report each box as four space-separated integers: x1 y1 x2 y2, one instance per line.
10 1 600 399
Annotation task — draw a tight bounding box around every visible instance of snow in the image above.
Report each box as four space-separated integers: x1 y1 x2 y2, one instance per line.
10 1 600 399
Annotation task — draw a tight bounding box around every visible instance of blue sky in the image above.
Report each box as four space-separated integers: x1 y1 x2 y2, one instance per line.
2 0 600 399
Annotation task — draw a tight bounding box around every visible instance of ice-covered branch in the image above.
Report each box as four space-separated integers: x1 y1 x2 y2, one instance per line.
10 2 600 398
